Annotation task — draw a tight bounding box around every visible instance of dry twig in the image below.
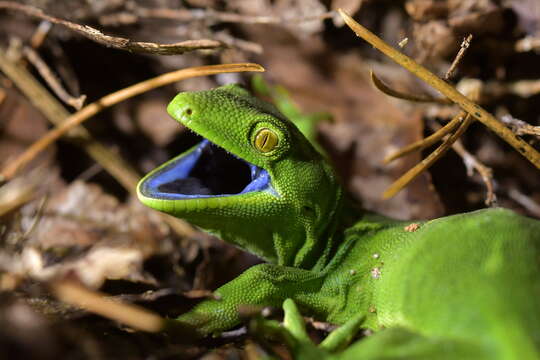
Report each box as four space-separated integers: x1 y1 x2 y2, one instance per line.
214 32 264 54
51 281 164 332
445 34 473 80
384 115 462 164
123 5 334 25
371 71 451 104
0 171 39 217
0 45 141 190
0 48 260 238
500 114 540 138
382 77 483 199
398 38 409 48
29 20 52 49
0 62 264 181
339 9 540 170
462 79 540 99
427 121 497 206
383 112 473 199
367 23 485 198
508 187 540 217
23 46 86 110
0 1 224 55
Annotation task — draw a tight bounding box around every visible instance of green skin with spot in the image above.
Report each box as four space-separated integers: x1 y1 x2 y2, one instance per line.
137 84 540 359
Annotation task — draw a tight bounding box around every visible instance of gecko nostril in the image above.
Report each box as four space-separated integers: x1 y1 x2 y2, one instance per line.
185 108 193 115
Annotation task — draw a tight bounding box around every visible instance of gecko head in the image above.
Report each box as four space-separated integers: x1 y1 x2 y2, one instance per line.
137 84 342 268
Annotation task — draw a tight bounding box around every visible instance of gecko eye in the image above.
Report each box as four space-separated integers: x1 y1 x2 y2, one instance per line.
254 128 279 153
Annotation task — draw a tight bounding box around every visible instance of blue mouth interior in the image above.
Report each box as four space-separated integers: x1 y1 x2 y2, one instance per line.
140 139 272 199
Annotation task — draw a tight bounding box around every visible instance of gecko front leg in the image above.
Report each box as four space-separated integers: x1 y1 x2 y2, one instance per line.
167 264 324 338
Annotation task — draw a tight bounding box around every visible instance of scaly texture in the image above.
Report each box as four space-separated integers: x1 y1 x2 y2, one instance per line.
137 84 540 359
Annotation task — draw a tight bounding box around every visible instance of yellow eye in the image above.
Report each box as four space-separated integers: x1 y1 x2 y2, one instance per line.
254 128 279 153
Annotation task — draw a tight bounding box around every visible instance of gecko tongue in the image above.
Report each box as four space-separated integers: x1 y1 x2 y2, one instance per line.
139 139 272 200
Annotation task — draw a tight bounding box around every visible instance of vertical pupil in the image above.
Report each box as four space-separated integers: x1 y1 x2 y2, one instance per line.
255 128 277 153
261 132 269 148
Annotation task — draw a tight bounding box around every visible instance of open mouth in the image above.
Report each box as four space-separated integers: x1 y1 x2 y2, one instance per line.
139 139 272 200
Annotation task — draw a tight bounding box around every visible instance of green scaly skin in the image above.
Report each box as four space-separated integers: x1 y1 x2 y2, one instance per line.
137 84 540 359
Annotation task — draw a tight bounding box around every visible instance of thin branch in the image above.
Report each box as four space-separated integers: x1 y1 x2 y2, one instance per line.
508 79 540 98
339 9 540 170
23 46 86 110
398 37 409 48
508 187 540 217
445 34 473 80
0 1 224 55
427 121 496 206
0 170 39 217
20 193 48 240
371 71 451 104
454 141 496 205
384 114 463 163
29 20 52 49
471 79 540 99
0 62 264 180
383 112 473 199
500 114 540 138
214 32 264 54
130 5 334 25
382 73 482 199
51 281 164 332
0 47 260 238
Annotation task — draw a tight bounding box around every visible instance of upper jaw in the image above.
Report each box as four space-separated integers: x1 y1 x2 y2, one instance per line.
137 139 275 201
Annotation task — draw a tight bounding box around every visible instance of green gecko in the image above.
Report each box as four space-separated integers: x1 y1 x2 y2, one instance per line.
137 83 540 359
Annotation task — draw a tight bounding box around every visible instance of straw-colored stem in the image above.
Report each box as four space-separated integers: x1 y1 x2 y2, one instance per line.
371 71 450 104
339 9 540 170
52 281 164 332
384 114 463 163
383 112 472 199
0 63 264 180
